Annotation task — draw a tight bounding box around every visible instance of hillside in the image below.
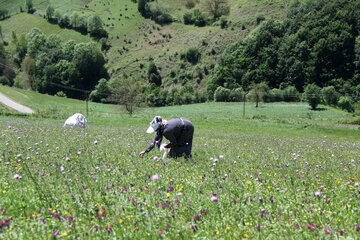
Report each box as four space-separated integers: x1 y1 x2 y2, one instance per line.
0 0 289 93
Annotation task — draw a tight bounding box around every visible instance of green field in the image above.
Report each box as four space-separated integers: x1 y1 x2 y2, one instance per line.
0 89 359 238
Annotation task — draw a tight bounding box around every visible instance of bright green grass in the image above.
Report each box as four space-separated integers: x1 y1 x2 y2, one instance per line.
0 114 359 239
1 85 359 141
0 13 92 43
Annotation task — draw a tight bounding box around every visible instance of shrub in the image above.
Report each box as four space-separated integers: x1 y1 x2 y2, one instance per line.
269 88 283 102
304 84 321 110
229 88 243 102
321 86 339 106
183 12 194 25
184 0 196 9
55 91 67 97
183 9 206 26
220 16 228 28
283 86 300 102
145 2 172 25
214 86 230 102
185 47 200 64
338 96 354 112
0 76 11 86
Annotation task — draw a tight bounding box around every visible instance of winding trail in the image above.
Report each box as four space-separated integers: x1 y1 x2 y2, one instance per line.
0 92 35 114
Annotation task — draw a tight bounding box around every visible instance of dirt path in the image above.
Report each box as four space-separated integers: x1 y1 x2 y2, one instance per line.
0 92 35 114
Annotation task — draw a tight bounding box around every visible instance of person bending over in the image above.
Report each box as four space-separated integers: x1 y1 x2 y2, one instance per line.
140 116 194 159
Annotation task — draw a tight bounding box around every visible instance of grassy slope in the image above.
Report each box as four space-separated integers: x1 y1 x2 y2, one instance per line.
1 13 92 43
0 85 359 141
1 0 289 89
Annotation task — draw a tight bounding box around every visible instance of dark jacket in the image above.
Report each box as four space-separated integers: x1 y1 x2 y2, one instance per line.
145 118 194 157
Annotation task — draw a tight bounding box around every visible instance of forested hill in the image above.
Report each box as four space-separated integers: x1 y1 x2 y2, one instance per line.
209 0 360 101
0 0 359 110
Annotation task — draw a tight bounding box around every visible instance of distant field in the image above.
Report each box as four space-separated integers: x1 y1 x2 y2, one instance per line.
0 85 359 141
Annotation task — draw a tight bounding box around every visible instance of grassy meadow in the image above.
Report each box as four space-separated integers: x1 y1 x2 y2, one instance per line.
0 86 359 238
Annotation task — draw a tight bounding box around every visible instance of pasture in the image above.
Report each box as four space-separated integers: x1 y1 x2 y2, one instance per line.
0 87 359 238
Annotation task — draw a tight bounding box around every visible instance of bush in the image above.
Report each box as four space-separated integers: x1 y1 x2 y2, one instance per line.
55 91 67 97
338 96 354 112
184 0 196 9
269 88 283 102
183 9 206 27
220 16 228 28
229 88 243 102
321 86 339 106
304 84 321 110
183 12 194 25
214 86 231 102
145 2 172 25
0 76 11 86
185 47 200 64
283 86 300 102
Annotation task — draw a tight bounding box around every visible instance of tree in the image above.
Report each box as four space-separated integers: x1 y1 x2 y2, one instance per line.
87 14 107 38
147 61 161 86
0 41 4 58
138 0 148 17
70 12 80 29
45 5 54 20
321 86 339 106
201 0 230 20
26 0 34 13
72 42 107 90
0 24 3 42
0 9 9 20
26 28 46 56
249 82 269 107
304 84 321 110
89 78 111 103
108 78 142 115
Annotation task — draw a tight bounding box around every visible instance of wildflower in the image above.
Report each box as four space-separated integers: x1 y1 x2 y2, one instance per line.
325 228 332 234
257 225 261 231
355 225 360 231
315 190 321 196
211 196 218 202
66 157 70 162
53 230 59 237
93 140 98 145
105 226 112 232
13 174 22 179
295 224 300 228
152 174 159 181
269 195 274 203
219 155 224 159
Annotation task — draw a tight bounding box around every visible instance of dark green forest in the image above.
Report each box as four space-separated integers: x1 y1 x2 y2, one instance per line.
209 0 360 106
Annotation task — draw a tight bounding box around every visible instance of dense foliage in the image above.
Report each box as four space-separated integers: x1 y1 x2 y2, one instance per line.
23 28 107 99
209 0 360 101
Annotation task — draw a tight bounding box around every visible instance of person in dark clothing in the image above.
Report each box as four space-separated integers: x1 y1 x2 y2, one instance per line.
140 116 194 159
